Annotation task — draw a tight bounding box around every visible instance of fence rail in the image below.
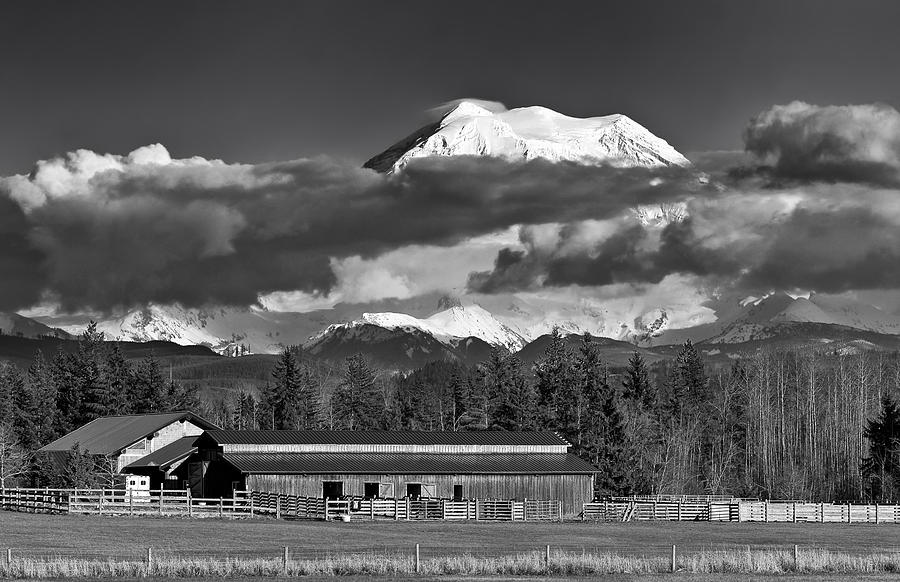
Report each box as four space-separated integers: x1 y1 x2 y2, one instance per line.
584 498 900 524
0 488 561 522
249 491 562 521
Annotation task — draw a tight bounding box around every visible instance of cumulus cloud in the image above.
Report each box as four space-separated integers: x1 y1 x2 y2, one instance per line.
743 101 900 185
0 144 704 312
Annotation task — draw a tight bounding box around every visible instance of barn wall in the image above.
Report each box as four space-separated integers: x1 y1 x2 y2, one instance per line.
245 473 592 516
116 420 206 472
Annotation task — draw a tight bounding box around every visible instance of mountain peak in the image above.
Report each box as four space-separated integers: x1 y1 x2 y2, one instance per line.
364 101 690 173
441 101 495 122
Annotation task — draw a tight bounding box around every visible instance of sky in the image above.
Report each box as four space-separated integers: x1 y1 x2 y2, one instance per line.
2 0 900 174
4 0 900 338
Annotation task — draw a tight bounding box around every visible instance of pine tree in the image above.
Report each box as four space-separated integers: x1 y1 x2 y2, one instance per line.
622 351 655 410
480 347 535 431
52 347 81 435
862 395 900 502
104 344 134 414
577 336 635 495
133 355 170 413
666 340 709 421
78 322 110 420
333 354 381 430
533 328 577 429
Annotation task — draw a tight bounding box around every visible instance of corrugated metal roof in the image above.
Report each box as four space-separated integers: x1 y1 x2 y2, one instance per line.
123 436 199 470
205 430 569 447
39 412 218 455
220 452 597 474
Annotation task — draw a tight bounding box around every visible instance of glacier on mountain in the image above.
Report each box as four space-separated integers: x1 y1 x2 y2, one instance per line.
365 101 691 173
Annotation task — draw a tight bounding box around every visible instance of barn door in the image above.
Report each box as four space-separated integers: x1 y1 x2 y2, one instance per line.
188 462 206 497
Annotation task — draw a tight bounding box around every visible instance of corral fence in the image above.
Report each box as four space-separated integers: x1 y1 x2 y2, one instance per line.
249 491 561 521
584 495 900 524
0 488 561 522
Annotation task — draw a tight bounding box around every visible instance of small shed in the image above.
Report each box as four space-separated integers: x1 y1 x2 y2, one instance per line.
190 430 596 515
38 411 218 478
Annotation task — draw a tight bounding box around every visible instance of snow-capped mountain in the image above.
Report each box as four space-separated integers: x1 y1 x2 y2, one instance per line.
364 101 690 173
701 292 900 344
307 304 527 352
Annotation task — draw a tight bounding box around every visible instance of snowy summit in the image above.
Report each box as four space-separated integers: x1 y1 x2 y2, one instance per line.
364 101 690 173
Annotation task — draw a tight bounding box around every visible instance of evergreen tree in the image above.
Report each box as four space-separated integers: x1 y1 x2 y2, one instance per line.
52 347 81 435
103 344 134 414
533 328 577 429
577 336 635 495
862 395 900 502
333 354 381 429
133 355 170 413
78 322 110 419
267 346 320 429
622 351 655 410
666 340 708 421
481 347 535 431
21 351 58 447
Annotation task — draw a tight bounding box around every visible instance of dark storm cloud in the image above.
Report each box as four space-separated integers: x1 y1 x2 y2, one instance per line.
743 102 900 185
469 102 900 296
0 148 704 312
467 217 747 293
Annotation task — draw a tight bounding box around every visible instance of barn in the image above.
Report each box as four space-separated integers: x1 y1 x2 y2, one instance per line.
39 411 218 480
188 430 596 515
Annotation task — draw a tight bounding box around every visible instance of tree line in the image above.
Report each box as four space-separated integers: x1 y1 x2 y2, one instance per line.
3 323 900 502
0 323 199 487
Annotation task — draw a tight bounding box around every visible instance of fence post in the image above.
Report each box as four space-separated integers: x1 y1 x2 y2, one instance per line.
524 498 528 522
558 500 563 522
406 497 410 521
147 547 153 572
394 498 399 521
792 502 797 523
6 548 10 566
545 545 550 570
277 495 283 520
282 546 288 573
475 499 480 521
415 543 420 573
847 502 851 524
677 501 682 521
188 488 193 518
875 503 879 524
99 489 104 516
793 544 798 570
250 494 254 517
159 490 164 516
671 545 676 573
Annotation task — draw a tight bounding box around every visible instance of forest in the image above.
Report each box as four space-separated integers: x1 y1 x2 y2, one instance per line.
1 323 900 503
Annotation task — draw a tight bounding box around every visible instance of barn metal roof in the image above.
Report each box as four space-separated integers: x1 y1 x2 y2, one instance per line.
38 412 218 455
123 436 199 471
220 452 597 474
204 430 569 447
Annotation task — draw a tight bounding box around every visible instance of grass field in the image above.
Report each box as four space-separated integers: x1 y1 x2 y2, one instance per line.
5 511 900 578
5 511 900 557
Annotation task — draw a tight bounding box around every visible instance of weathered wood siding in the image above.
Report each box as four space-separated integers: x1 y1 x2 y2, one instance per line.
116 420 206 472
246 473 592 516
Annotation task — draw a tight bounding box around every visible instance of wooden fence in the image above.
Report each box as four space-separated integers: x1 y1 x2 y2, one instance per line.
249 491 562 521
0 488 561 522
584 498 900 524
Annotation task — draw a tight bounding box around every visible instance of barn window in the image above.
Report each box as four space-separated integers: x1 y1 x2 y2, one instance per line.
363 482 380 498
322 481 344 499
453 484 464 500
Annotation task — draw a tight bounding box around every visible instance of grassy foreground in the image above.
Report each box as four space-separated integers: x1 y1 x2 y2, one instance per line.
4 548 900 578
